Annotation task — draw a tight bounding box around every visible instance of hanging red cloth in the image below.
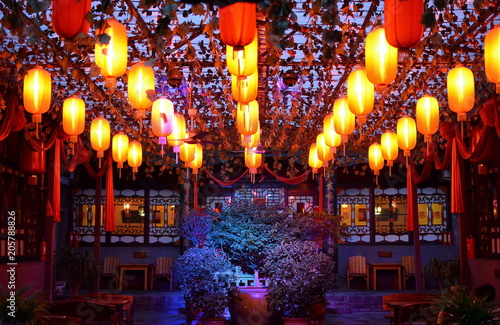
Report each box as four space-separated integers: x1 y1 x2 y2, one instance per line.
204 169 248 187
50 138 61 222
406 165 417 231
104 154 115 232
262 164 311 184
451 138 465 213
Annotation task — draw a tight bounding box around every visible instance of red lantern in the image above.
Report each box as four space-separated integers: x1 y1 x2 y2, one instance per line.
20 146 46 175
219 2 256 48
52 0 91 39
384 0 423 49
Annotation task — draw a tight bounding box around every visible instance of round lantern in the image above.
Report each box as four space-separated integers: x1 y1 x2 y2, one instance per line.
245 150 262 183
167 113 187 162
90 116 110 165
365 27 398 88
416 95 439 143
308 143 323 176
368 142 384 184
381 131 398 176
316 133 333 163
232 71 258 103
396 115 416 161
62 96 85 143
333 96 355 155
52 0 91 39
323 113 342 155
447 65 474 122
152 98 174 155
128 140 142 179
180 142 196 163
384 0 423 49
112 132 129 177
23 67 52 135
237 100 259 136
95 19 128 89
128 61 155 119
226 32 258 77
347 67 374 124
484 25 500 93
241 122 260 148
219 2 256 48
188 143 203 174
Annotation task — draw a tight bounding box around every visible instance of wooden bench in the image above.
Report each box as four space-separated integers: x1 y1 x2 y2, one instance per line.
382 293 438 325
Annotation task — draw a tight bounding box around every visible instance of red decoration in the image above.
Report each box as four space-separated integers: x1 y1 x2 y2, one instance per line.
384 0 423 49
20 144 46 174
219 2 256 48
480 96 497 127
52 0 91 39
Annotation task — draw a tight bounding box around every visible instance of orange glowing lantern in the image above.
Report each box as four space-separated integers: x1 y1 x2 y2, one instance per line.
245 149 262 183
112 132 129 177
241 122 260 148
127 140 142 178
95 19 128 89
308 143 323 176
90 116 110 165
23 67 52 135
188 143 203 174
52 0 91 39
128 61 155 119
384 0 423 49
237 100 259 136
368 142 384 184
416 95 439 143
365 27 398 88
316 133 333 163
180 142 196 163
219 2 256 48
226 32 258 77
333 96 355 155
484 25 500 93
151 98 174 155
347 67 374 124
232 71 258 103
20 144 46 186
323 113 342 155
167 113 187 162
447 65 474 122
62 96 85 143
381 131 398 176
397 115 416 162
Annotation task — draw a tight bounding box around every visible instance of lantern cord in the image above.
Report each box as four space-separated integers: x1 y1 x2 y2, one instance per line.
406 156 409 167
98 157 102 169
161 145 164 157
375 175 378 185
176 153 179 165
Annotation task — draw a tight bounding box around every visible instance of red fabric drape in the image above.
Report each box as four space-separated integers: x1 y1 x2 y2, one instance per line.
204 169 248 187
84 150 109 178
263 164 311 184
406 165 418 231
104 154 115 232
0 95 15 141
50 139 61 222
451 138 465 213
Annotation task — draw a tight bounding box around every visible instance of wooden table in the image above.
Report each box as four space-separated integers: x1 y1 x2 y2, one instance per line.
369 263 403 290
383 293 438 325
118 264 152 291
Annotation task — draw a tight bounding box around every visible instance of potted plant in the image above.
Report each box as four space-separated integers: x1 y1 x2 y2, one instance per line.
175 246 238 324
0 285 51 324
427 256 460 289
263 240 336 324
54 247 99 298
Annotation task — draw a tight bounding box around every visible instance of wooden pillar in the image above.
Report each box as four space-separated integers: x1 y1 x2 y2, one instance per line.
93 176 101 293
144 187 150 244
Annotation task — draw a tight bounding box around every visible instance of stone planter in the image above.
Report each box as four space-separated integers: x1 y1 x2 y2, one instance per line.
282 317 310 325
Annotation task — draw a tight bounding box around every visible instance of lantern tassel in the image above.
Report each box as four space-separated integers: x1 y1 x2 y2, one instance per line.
119 168 122 179
406 156 409 167
342 143 346 157
376 174 379 185
389 166 392 178
35 122 39 139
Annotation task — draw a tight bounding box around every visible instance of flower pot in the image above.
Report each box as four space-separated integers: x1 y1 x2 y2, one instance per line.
199 317 227 325
310 297 326 324
283 317 310 325
229 287 280 325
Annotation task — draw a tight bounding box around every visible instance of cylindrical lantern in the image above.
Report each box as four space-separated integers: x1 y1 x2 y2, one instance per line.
227 32 258 77
95 19 128 89
396 115 416 158
237 100 259 136
381 131 398 175
484 25 500 93
416 95 439 143
308 143 323 176
347 67 374 124
112 132 129 169
180 142 196 163
52 0 91 39
152 98 175 154
62 96 85 143
323 113 342 154
219 2 256 48
333 96 355 150
232 71 258 103
128 61 155 119
241 124 260 148
167 113 187 163
245 149 261 183
365 27 398 88
384 0 423 49
369 142 384 184
23 67 52 132
188 143 203 174
20 145 46 175
90 116 110 161
447 65 474 122
128 140 142 176
316 133 333 163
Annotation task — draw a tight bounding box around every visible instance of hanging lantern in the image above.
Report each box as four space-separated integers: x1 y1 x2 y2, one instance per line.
308 143 323 177
333 96 355 155
365 27 398 88
95 19 128 89
232 71 258 103
52 0 91 39
188 143 203 174
316 133 333 163
381 131 398 176
23 67 52 136
167 113 187 163
112 132 129 178
368 142 384 184
396 115 416 164
347 67 374 124
180 142 196 163
237 100 259 136
484 25 500 93
219 2 256 48
20 144 46 186
416 95 439 144
151 98 174 155
245 149 261 183
128 140 142 180
384 0 423 49
62 96 85 143
90 116 110 167
128 61 155 120
226 32 258 77
241 121 260 148
323 113 342 156
447 65 474 122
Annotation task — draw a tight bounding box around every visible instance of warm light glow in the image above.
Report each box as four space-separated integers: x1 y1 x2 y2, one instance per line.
333 96 355 144
128 61 155 117
365 27 398 87
95 19 128 88
232 72 258 103
112 132 129 168
23 67 52 124
323 113 342 148
152 98 174 145
368 142 384 175
308 143 323 173
347 67 374 124
167 113 187 152
316 133 333 162
381 131 398 166
245 149 262 182
241 123 260 148
188 143 203 174
384 0 423 49
226 32 258 77
90 116 110 158
447 65 474 121
180 142 196 163
52 0 91 39
128 140 142 173
416 95 439 142
396 115 416 157
219 2 256 47
62 96 85 142
484 25 500 93
237 101 259 136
